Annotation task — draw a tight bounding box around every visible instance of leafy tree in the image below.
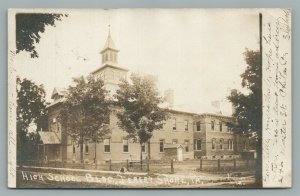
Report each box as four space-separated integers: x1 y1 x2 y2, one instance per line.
114 73 169 164
60 75 110 163
16 13 67 58
17 77 47 164
227 49 262 186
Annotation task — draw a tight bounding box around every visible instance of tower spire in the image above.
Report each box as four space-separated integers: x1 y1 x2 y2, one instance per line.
108 16 111 36
100 20 119 65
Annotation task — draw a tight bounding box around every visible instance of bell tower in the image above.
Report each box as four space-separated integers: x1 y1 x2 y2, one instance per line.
100 27 119 65
91 26 128 96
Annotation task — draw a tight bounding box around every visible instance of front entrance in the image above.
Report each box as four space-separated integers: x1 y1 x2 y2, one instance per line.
177 146 184 161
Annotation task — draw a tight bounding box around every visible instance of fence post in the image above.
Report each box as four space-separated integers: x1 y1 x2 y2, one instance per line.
217 159 220 171
233 159 236 171
147 158 150 172
95 160 97 170
200 158 202 171
171 159 174 173
126 159 129 171
109 159 112 171
140 159 143 171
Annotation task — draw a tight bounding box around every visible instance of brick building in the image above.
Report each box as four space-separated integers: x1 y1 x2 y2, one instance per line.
38 31 250 163
193 113 249 159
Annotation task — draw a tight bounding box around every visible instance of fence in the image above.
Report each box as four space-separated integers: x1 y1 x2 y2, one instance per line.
24 158 256 174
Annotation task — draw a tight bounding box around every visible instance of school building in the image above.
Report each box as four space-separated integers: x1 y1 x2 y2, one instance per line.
38 31 251 163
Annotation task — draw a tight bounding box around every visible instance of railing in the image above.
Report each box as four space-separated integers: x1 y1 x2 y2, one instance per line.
23 158 256 174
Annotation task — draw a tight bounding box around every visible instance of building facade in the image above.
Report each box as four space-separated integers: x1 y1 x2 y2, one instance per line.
39 31 250 164
193 113 249 159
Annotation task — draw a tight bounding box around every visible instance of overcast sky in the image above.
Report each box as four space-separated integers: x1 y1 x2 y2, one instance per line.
14 9 260 115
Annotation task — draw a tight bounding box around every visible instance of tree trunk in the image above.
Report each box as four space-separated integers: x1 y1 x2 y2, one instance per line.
147 141 151 160
80 136 84 163
140 143 143 170
255 137 262 187
94 141 97 163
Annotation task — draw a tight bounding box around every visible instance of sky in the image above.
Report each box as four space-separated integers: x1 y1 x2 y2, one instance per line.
14 9 260 115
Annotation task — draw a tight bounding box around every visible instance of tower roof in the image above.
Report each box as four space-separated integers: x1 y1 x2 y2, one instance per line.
100 33 119 53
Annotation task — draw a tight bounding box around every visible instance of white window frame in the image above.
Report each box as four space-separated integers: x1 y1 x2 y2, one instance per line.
194 139 201 151
212 139 216 150
123 139 129 153
184 120 188 131
228 139 234 151
159 139 165 153
104 138 111 153
220 139 224 150
196 121 201 132
172 118 176 131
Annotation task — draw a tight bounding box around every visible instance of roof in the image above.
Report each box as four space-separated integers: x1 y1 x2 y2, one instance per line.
100 33 119 53
51 87 66 99
46 97 66 109
91 64 129 75
167 109 197 116
39 132 61 144
197 113 234 120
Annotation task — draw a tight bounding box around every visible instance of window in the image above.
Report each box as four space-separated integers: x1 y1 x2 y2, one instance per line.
172 118 176 130
85 143 89 154
141 143 146 153
227 123 233 132
194 139 201 151
123 139 129 152
57 122 61 133
159 139 164 152
211 121 215 131
212 139 216 150
228 139 233 150
104 139 110 153
184 120 188 131
172 139 178 144
219 122 223 132
220 139 224 150
104 114 110 125
184 140 189 152
196 121 201 132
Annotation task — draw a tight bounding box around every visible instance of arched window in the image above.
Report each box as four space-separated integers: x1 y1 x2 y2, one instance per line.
220 139 224 150
228 139 233 150
211 121 215 131
212 139 216 150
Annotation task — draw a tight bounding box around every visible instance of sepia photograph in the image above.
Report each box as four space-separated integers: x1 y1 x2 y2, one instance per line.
7 8 291 188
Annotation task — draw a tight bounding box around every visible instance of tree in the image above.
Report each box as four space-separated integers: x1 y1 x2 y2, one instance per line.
227 49 262 186
16 13 67 58
114 73 169 165
60 75 110 163
17 77 47 164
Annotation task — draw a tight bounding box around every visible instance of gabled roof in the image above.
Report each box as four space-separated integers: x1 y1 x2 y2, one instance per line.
100 33 119 53
91 64 129 75
39 132 61 144
51 87 66 99
46 97 66 109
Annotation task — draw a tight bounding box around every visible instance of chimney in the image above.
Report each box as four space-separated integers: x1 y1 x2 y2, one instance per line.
211 100 222 114
231 89 238 115
164 89 174 108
